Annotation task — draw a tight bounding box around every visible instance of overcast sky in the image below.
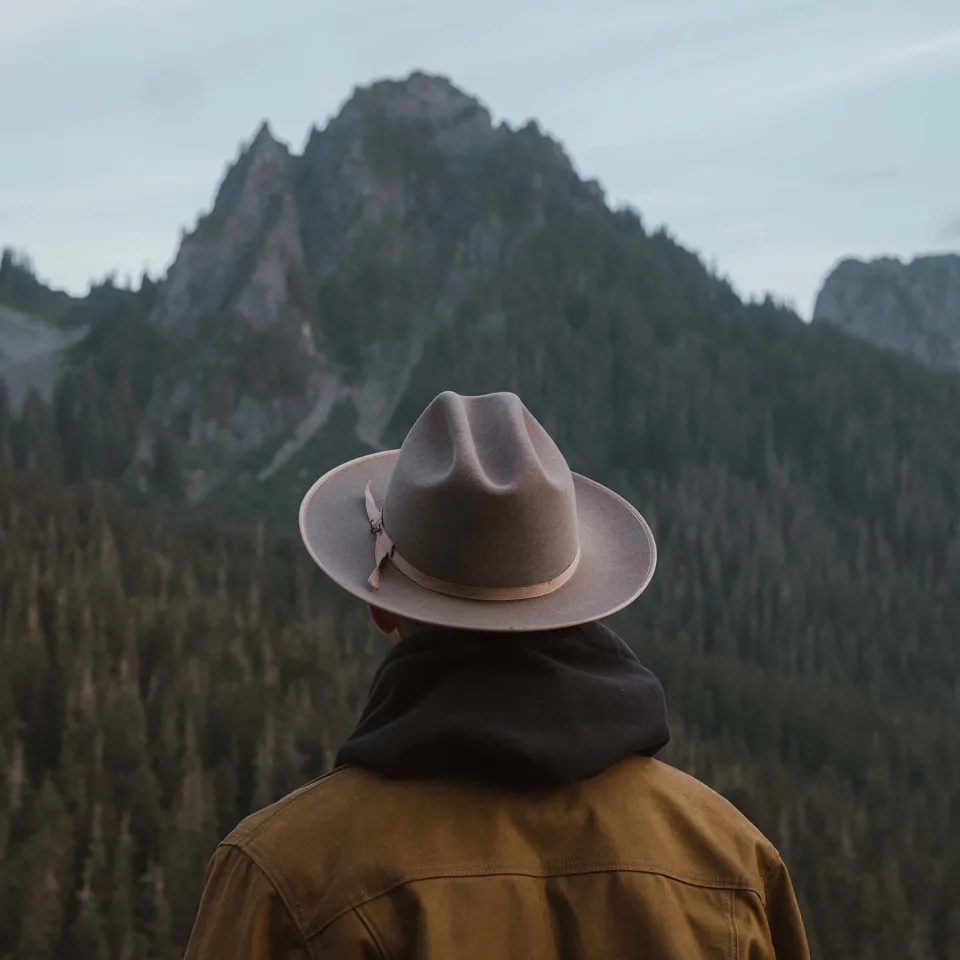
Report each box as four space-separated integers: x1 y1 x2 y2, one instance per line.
1 0 958 317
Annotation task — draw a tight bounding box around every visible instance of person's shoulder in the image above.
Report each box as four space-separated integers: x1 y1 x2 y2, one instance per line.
223 765 377 855
217 766 396 937
643 758 771 837
605 757 784 893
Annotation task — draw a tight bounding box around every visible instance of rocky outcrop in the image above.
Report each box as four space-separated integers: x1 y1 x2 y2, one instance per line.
135 122 329 501
151 123 310 337
130 71 562 503
812 254 960 370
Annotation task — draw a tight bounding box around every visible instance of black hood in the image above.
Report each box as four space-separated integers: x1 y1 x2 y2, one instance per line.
336 621 670 789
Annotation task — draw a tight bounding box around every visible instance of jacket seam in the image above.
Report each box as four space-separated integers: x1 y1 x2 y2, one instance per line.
743 886 768 909
228 767 353 844
353 904 390 960
302 861 765 940
228 840 309 938
760 853 782 887
222 844 311 951
758 854 781 905
729 888 739 959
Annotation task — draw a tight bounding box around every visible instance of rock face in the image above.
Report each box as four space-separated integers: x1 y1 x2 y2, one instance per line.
137 121 324 502
812 254 960 370
130 71 577 507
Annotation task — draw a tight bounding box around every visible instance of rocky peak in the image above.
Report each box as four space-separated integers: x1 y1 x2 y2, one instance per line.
381 72 486 124
150 122 304 338
343 71 491 127
128 71 602 503
250 120 279 149
326 71 499 164
813 253 960 371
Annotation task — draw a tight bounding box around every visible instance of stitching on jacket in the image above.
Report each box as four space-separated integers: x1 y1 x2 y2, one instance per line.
354 904 391 960
728 889 739 960
221 844 312 951
302 860 765 941
234 840 309 937
227 767 353 844
756 854 780 907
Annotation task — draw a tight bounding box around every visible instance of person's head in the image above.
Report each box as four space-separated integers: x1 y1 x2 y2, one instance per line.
299 391 657 635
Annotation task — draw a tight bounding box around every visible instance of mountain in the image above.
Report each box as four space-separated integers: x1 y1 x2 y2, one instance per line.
813 253 960 370
128 72 588 514
3 71 960 959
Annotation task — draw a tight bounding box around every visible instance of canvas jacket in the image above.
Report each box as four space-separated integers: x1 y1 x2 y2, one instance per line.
184 623 811 959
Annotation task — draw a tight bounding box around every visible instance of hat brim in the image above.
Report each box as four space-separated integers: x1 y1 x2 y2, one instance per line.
298 451 656 632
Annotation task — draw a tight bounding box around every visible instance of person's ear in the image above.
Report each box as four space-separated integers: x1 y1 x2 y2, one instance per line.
368 603 403 640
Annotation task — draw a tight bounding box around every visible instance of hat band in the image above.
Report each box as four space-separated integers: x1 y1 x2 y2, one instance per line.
364 482 581 602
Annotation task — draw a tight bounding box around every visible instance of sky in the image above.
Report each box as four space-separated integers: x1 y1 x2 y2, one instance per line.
1 0 958 318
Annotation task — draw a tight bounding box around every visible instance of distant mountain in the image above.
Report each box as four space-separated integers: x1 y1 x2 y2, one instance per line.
813 253 960 370
2 71 960 959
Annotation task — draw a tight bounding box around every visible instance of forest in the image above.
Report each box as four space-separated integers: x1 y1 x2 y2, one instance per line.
1 401 959 957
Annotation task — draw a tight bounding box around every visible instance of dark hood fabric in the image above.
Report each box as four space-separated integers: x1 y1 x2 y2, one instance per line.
335 621 670 789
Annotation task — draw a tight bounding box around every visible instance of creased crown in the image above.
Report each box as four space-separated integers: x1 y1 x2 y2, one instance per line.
382 391 580 590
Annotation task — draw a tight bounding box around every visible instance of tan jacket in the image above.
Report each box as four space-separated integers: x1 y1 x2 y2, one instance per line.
184 757 809 958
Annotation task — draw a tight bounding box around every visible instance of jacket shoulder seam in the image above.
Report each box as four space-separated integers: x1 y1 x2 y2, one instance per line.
228 767 353 845
220 842 310 945
302 859 765 940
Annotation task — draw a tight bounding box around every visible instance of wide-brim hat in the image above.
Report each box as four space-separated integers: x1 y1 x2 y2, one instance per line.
299 391 656 632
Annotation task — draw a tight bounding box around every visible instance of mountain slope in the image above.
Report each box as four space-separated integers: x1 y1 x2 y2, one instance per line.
0 250 87 414
813 253 960 370
0 304 86 413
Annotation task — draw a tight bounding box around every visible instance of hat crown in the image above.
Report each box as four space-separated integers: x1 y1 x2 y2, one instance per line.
383 391 580 590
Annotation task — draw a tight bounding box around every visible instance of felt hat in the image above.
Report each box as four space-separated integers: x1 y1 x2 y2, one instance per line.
299 391 656 631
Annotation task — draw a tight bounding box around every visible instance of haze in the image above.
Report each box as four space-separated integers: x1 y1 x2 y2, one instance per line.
1 0 958 317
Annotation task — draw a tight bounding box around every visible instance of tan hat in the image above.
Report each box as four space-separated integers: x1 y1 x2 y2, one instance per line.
298 391 656 632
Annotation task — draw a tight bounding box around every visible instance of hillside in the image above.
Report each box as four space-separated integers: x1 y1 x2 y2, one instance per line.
0 464 383 959
813 253 960 370
0 458 958 960
2 71 960 958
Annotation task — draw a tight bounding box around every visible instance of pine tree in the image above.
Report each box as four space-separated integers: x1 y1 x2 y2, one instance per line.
14 778 73 960
106 815 142 960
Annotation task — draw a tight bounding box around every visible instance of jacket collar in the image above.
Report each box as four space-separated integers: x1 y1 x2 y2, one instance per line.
336 621 670 789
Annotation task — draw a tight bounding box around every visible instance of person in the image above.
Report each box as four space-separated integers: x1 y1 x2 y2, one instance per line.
183 390 811 959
